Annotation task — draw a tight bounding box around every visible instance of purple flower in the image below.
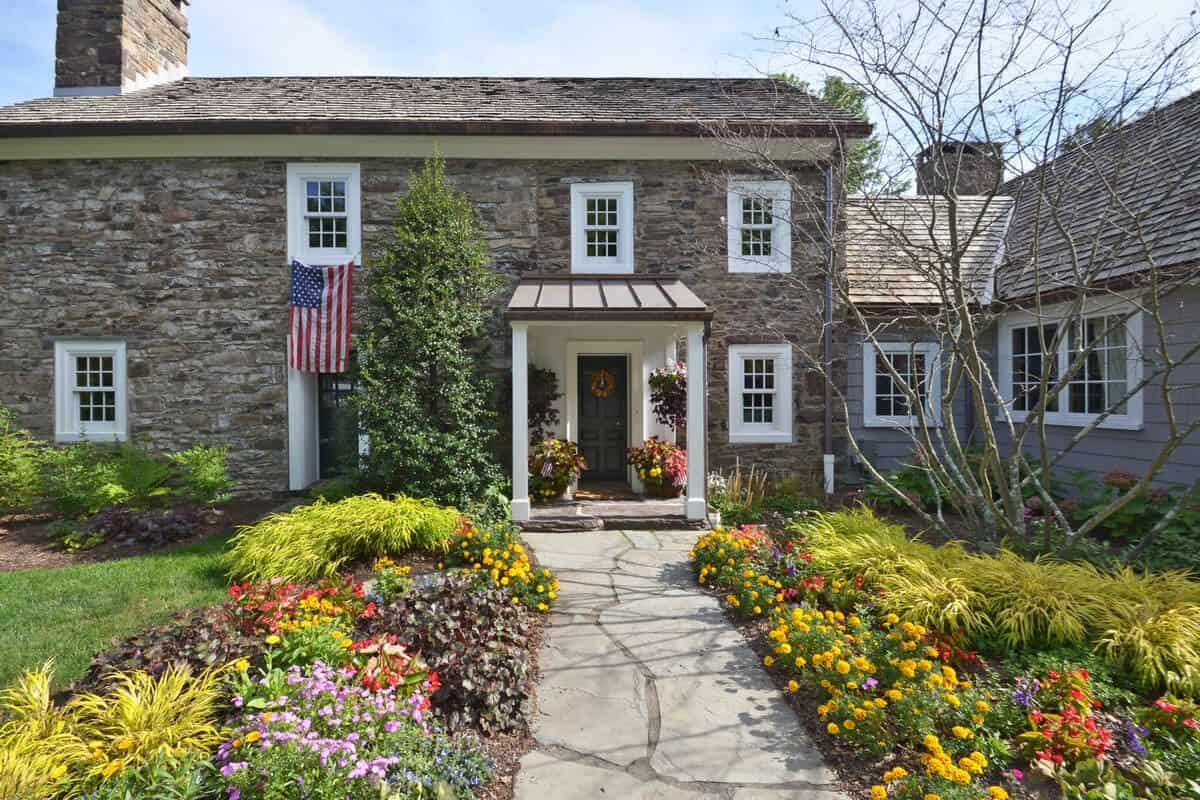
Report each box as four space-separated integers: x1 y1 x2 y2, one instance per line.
862 677 879 689
1123 720 1149 757
1012 678 1040 709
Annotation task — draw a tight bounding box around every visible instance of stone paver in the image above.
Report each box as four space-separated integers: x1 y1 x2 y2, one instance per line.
515 530 843 799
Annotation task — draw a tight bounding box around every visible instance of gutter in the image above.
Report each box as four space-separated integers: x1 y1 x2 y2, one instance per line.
823 165 836 497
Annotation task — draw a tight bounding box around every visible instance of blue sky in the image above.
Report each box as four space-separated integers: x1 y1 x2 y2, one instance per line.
0 0 1195 108
0 0 797 106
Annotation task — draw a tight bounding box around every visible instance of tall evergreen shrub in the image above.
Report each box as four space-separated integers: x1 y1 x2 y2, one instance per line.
357 156 503 508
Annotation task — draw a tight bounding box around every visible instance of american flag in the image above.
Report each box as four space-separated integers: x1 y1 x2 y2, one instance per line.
289 259 354 372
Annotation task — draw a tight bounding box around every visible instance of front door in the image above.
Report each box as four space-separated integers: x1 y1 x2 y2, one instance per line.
578 355 628 482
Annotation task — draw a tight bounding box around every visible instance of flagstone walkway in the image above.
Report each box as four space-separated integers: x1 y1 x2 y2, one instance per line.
515 530 844 800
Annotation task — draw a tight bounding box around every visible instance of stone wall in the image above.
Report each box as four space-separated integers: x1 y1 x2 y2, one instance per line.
0 155 835 494
55 0 188 91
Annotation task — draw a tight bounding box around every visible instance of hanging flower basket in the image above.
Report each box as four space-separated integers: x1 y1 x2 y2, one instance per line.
529 437 587 503
627 436 687 498
649 361 687 436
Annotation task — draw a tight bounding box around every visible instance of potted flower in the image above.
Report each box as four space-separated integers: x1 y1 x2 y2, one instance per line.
627 436 687 498
529 437 587 503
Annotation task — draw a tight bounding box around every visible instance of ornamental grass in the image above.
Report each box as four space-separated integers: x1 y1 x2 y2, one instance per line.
792 508 1200 697
225 493 460 583
0 661 227 800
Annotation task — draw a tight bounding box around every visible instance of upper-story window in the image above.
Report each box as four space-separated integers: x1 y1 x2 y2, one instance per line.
54 339 128 442
727 179 791 273
998 300 1143 429
862 342 941 428
287 164 361 264
570 181 634 273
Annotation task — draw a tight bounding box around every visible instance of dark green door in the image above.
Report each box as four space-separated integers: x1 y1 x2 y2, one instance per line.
578 355 628 481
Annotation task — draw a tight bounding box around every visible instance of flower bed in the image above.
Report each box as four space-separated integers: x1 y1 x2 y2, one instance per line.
691 511 1200 799
3 503 557 800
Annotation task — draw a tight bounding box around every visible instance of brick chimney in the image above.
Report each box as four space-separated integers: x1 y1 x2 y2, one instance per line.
915 141 1005 196
55 0 189 97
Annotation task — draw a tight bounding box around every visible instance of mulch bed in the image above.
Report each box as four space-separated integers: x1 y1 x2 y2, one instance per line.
0 496 288 572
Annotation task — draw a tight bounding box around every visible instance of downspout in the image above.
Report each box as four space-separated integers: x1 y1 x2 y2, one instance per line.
823 165 836 497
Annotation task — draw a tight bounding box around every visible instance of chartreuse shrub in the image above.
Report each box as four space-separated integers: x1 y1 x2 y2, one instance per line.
168 444 236 505
0 662 226 799
225 493 460 582
0 407 43 515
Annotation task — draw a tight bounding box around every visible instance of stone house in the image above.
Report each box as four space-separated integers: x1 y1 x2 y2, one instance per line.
0 0 870 522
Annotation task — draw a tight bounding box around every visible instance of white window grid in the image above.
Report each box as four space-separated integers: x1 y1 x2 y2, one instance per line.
997 300 1143 430
304 179 349 250
874 350 926 418
73 355 117 424
740 196 774 257
584 196 620 258
1010 324 1060 413
741 357 776 424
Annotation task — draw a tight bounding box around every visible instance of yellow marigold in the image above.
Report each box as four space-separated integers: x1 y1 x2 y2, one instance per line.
763 656 774 667
874 698 887 708
924 795 941 800
886 689 903 702
264 634 281 646
976 700 991 713
870 785 887 800
245 730 261 743
987 788 1009 800
843 719 856 731
945 694 961 708
951 726 973 740
787 680 800 693
827 722 840 735
234 658 250 672
835 660 851 675
794 656 807 668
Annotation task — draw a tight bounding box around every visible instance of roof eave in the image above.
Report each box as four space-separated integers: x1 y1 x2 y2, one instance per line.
0 118 874 139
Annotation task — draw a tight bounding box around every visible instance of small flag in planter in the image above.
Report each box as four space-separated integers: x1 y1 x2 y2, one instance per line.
289 259 354 373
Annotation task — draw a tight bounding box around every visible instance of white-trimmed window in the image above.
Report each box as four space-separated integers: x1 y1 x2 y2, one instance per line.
998 301 1143 429
287 163 362 265
54 339 128 442
727 179 791 273
570 181 634 273
863 342 941 428
728 343 793 443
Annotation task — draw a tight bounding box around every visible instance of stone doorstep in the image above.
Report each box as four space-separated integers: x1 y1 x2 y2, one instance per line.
518 500 712 533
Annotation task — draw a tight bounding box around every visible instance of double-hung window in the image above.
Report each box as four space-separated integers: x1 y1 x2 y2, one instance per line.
54 339 128 442
998 302 1143 429
727 179 792 273
570 181 634 273
728 343 793 443
863 342 941 427
287 164 362 265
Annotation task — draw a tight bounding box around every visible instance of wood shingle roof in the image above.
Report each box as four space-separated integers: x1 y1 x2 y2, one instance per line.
0 76 873 138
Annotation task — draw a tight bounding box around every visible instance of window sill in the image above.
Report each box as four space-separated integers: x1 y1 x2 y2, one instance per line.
54 430 127 443
997 412 1144 431
571 260 633 275
729 430 793 444
728 258 791 274
863 417 942 429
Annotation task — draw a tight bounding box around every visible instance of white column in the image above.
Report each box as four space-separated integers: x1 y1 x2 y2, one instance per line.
685 324 707 521
511 324 531 522
287 338 319 491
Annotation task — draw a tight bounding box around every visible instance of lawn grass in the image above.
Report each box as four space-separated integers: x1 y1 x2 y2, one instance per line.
0 534 232 688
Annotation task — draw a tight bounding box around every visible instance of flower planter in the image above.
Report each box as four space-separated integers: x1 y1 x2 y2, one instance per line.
642 480 683 499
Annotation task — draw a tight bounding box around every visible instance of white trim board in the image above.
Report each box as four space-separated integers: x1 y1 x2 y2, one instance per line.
0 134 842 162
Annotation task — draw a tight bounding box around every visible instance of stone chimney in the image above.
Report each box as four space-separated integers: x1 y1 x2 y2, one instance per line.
55 0 189 97
915 141 1005 196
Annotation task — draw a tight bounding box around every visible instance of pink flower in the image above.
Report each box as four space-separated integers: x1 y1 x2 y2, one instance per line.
1012 769 1025 780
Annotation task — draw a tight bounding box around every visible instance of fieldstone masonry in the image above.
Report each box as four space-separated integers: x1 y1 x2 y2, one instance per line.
0 155 836 494
55 0 189 91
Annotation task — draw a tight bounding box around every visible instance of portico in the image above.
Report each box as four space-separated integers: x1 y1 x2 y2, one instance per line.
505 274 714 523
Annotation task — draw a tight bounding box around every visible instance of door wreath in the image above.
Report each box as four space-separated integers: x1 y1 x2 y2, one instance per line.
590 368 617 398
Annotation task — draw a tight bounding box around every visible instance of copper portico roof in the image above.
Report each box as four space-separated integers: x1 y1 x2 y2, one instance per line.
505 274 713 323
